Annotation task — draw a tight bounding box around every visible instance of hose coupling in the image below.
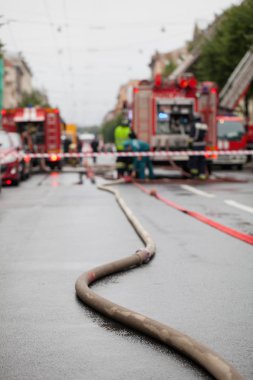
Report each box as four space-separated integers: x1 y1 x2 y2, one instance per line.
135 248 152 264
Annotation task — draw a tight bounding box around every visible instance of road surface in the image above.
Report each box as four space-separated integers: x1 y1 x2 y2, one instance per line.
0 168 252 379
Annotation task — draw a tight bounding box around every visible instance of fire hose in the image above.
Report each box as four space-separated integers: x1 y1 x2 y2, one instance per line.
75 180 243 380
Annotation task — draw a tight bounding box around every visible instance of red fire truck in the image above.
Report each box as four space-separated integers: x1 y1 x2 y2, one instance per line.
1 107 62 170
246 124 253 150
132 74 218 170
213 115 247 169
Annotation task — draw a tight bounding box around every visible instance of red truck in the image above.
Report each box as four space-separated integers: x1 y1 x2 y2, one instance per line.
213 115 248 169
246 124 253 150
132 74 218 171
1 107 62 170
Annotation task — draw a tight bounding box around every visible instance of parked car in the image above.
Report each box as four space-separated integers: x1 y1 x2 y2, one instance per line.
0 130 21 186
8 132 32 180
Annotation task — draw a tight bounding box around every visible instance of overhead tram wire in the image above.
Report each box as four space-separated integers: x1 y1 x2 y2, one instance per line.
3 18 189 54
5 20 20 53
62 0 76 120
3 17 193 29
3 14 82 121
43 0 66 86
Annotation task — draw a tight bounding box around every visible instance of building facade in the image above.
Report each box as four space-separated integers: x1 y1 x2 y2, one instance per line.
114 79 139 116
149 47 189 79
3 53 33 108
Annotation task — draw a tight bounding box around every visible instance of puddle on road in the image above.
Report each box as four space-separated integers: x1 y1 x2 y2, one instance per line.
75 296 213 379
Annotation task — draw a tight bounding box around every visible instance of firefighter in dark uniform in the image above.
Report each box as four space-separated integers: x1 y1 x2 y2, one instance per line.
114 119 131 178
188 114 208 179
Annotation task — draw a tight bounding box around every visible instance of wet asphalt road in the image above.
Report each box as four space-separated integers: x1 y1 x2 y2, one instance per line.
0 168 253 380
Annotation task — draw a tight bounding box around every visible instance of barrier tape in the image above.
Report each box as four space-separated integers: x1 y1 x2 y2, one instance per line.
1 149 252 160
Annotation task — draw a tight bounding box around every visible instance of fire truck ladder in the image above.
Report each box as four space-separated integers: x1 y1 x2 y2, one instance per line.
219 49 253 111
169 17 223 80
169 53 199 80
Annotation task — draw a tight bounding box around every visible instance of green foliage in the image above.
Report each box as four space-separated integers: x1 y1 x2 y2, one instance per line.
18 89 50 107
162 61 177 78
101 113 123 143
78 125 99 135
194 0 253 89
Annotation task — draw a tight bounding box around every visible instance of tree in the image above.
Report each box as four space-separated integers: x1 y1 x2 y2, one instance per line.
18 89 50 107
162 61 177 78
78 125 99 135
194 0 253 90
101 113 123 143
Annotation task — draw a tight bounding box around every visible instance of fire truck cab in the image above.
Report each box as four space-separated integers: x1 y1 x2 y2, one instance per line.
2 107 62 170
132 74 218 169
214 115 247 169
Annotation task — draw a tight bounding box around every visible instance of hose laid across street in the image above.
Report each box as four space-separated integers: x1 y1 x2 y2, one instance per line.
75 180 243 380
133 182 253 246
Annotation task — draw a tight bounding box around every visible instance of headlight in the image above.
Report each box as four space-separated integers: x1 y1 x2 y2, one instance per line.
1 154 17 164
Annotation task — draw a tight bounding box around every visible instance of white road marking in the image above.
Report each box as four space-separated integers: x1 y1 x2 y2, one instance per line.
224 200 253 214
181 185 215 198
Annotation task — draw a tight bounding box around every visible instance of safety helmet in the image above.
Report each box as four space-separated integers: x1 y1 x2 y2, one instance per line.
121 119 129 126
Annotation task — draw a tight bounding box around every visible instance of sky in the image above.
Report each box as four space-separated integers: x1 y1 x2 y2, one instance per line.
0 0 242 126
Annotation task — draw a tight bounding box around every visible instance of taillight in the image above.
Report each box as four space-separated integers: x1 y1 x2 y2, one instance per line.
205 153 218 160
205 147 217 159
49 154 59 162
24 155 31 163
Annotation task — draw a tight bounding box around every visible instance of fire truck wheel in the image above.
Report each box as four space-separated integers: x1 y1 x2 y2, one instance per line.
26 166 32 179
182 163 191 174
24 171 30 180
12 178 20 187
48 162 56 171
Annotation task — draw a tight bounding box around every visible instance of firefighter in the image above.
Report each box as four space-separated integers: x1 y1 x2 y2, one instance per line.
188 114 208 179
114 119 131 178
90 136 99 163
63 134 72 164
124 132 154 180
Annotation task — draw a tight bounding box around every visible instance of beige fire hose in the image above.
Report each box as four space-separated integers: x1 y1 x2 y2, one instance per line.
75 180 243 380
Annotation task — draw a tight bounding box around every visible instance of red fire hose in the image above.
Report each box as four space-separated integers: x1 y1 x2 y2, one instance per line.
133 182 253 246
